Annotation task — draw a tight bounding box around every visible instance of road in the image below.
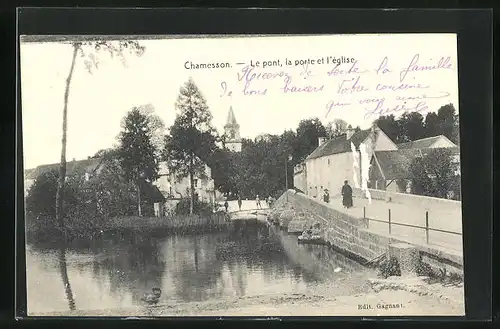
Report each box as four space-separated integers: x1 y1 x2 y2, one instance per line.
326 195 463 252
220 195 462 252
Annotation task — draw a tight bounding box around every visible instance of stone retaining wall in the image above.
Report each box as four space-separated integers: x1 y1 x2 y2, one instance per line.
273 190 463 277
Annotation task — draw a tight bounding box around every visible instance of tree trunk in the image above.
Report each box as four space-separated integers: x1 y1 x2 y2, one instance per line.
189 155 195 215
55 43 79 237
137 181 142 217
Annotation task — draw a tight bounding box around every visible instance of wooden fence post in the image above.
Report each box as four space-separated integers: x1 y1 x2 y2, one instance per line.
364 206 369 229
388 209 391 234
425 211 429 244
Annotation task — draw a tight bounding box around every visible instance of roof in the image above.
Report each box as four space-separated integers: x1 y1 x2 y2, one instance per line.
373 146 461 180
25 158 103 180
224 106 239 127
139 180 166 203
397 135 456 150
373 149 422 180
306 128 371 160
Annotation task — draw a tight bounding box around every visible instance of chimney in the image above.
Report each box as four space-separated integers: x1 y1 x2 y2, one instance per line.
346 125 355 140
318 137 327 146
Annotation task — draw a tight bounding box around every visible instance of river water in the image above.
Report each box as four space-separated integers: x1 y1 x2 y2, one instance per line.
26 220 375 315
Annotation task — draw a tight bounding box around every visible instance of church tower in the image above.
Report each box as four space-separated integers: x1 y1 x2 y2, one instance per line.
224 106 242 152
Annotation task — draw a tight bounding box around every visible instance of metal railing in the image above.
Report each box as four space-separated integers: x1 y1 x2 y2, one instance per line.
363 206 462 244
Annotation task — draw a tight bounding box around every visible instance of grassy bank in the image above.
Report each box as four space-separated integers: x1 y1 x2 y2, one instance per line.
25 212 230 244
102 212 231 234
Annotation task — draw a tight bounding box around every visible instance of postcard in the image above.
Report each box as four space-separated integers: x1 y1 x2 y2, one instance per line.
20 33 464 317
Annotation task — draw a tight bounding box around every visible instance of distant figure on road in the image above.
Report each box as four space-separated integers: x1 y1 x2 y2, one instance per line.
267 195 273 208
224 200 229 212
341 180 353 208
323 189 330 203
256 195 262 209
238 196 242 211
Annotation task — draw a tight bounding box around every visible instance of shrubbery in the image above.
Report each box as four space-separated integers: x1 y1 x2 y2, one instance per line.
379 256 401 278
175 198 213 216
25 165 139 243
409 148 459 199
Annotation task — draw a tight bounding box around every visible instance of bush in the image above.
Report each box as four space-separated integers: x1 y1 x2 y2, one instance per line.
25 169 80 219
175 198 213 216
25 213 60 243
379 256 401 278
409 148 457 199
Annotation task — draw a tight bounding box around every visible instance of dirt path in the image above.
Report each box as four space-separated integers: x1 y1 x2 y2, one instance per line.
30 278 464 317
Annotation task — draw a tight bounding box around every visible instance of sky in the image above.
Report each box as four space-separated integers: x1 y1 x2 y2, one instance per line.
20 34 459 169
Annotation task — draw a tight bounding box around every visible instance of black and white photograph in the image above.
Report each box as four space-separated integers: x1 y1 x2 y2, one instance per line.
20 33 464 317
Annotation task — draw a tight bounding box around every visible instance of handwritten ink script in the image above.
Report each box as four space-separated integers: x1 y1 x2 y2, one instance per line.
189 53 454 120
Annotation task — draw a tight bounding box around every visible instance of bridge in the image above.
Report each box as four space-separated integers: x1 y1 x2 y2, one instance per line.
223 200 270 221
273 189 463 277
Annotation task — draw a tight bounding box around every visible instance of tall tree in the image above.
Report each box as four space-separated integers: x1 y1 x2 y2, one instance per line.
164 78 218 214
279 131 296 190
398 111 426 142
294 118 327 162
20 37 146 235
437 104 458 144
86 149 138 218
424 112 441 138
118 106 164 216
452 113 460 145
374 115 401 143
326 118 349 138
206 148 233 194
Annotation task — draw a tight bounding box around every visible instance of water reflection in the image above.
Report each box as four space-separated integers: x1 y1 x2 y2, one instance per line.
27 221 373 314
58 247 76 311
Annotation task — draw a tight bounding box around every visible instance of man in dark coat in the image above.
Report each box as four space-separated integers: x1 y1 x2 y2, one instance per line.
341 180 353 208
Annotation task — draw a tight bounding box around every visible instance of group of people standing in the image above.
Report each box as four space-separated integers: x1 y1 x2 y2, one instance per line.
223 194 275 212
322 180 354 209
222 179 354 213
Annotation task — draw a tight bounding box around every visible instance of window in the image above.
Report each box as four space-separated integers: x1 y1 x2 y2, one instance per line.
193 179 198 188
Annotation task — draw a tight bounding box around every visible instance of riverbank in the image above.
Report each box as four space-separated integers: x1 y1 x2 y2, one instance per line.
25 212 231 243
102 212 230 233
29 277 464 317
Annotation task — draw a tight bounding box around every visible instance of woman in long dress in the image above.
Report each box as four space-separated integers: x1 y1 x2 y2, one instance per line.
341 180 353 208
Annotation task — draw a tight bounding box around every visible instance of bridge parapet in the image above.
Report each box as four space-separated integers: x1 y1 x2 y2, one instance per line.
272 190 463 278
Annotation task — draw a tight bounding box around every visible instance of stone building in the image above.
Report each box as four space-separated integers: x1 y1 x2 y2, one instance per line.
153 159 217 215
294 125 397 199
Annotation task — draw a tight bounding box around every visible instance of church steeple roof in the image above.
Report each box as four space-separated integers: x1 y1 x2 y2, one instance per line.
225 106 239 127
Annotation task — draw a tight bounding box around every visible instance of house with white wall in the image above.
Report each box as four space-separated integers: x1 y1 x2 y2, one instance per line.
153 159 217 214
299 125 397 198
24 157 104 197
398 135 460 175
397 135 457 150
369 135 460 195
